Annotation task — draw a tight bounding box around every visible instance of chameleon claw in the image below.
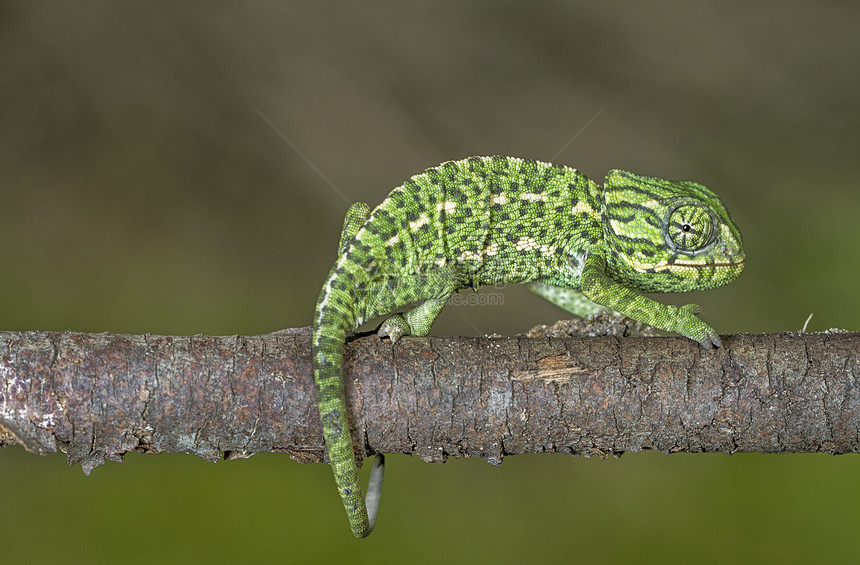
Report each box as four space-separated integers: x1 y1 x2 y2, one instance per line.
697 332 721 349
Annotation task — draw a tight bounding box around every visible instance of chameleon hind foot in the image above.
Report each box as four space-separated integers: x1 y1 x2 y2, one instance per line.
377 296 450 343
338 201 371 254
378 314 410 343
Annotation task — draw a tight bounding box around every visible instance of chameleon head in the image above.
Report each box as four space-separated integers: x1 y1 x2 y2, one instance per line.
601 170 745 293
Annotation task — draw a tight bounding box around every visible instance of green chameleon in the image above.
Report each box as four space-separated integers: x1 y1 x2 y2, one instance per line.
312 156 745 537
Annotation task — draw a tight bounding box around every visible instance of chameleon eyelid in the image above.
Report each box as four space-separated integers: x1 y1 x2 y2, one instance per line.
662 198 718 255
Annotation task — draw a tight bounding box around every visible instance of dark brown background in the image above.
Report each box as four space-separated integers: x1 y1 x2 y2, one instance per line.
1 2 858 563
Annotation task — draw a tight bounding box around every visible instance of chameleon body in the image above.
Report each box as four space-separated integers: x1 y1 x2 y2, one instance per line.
312 155 745 537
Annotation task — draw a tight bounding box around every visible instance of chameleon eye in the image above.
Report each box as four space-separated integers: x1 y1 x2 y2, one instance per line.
666 204 714 252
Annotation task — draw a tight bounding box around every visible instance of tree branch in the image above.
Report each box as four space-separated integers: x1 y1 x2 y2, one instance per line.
1 326 858 473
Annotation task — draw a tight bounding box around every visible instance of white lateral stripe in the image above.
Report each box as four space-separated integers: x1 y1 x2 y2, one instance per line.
521 192 547 202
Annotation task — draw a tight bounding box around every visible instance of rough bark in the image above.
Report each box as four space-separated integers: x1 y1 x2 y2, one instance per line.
0 327 858 473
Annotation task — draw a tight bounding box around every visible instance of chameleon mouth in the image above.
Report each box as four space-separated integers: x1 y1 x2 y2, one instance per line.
653 258 746 272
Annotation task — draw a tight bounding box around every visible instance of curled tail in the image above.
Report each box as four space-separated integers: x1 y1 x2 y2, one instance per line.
313 274 384 538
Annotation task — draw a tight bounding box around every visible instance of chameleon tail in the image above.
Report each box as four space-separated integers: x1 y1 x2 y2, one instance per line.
312 289 384 538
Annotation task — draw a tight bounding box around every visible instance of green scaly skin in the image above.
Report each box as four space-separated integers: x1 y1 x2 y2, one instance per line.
313 156 745 537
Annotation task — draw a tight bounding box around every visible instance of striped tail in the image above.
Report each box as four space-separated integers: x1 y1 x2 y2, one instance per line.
312 275 384 538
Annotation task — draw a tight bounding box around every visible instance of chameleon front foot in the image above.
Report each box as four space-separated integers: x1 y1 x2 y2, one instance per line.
673 304 721 348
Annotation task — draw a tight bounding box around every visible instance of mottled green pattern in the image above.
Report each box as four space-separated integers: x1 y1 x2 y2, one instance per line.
312 156 745 537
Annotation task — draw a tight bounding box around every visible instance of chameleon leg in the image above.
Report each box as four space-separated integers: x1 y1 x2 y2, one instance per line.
528 281 610 317
378 295 450 343
579 252 721 348
338 202 371 254
359 266 459 343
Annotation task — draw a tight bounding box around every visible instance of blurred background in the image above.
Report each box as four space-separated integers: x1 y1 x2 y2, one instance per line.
1 2 859 563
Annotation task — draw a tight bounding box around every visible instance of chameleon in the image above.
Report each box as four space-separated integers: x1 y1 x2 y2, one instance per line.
312 155 745 537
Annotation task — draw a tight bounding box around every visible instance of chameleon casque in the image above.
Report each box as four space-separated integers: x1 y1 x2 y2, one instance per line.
312 155 745 537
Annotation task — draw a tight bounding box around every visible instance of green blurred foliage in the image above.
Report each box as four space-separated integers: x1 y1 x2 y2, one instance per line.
0 2 858 563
